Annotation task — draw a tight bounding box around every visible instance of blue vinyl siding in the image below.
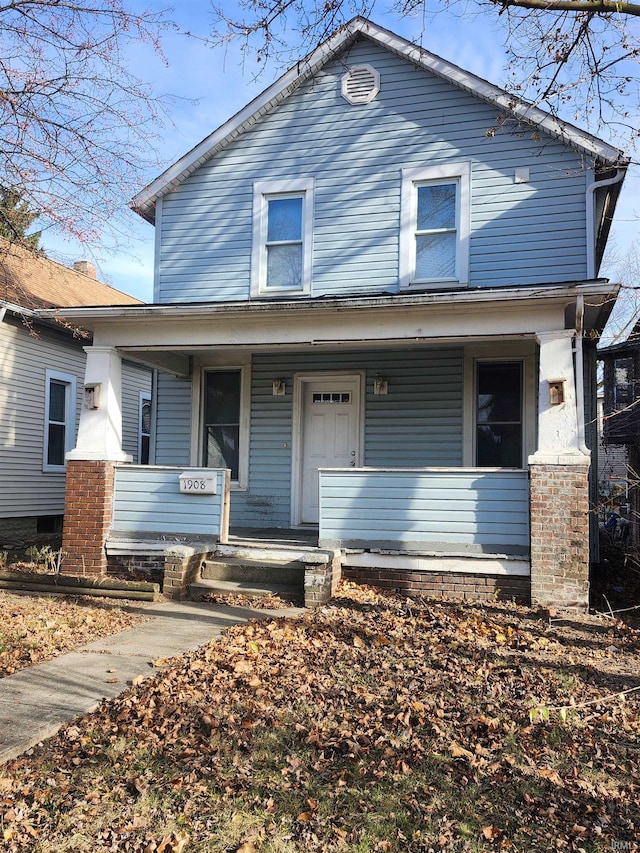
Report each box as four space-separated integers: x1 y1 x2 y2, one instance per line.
112 465 227 538
319 468 530 554
154 372 192 466
230 347 463 527
158 37 589 303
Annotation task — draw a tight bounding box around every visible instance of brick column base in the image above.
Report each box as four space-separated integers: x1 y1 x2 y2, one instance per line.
163 546 209 600
530 463 590 610
61 460 115 576
304 555 342 608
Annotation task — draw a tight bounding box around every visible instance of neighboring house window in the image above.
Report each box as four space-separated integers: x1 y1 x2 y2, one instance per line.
139 392 151 464
251 178 314 296
203 370 242 480
43 370 76 471
400 163 470 288
613 357 634 410
475 361 523 467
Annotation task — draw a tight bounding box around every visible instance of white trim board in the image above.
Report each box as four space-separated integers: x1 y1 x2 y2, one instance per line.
342 550 530 577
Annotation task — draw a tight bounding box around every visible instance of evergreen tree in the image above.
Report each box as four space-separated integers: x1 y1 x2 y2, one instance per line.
0 187 42 251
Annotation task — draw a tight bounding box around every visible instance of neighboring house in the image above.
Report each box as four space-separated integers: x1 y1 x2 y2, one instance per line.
0 240 152 541
599 327 640 541
41 18 627 609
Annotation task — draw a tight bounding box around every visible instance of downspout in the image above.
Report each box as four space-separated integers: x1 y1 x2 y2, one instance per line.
574 294 590 455
586 169 625 279
0 305 7 324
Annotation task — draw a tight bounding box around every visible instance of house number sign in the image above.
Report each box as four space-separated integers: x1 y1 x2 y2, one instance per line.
179 471 217 495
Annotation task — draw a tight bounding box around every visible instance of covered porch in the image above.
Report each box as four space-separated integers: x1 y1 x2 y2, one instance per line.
43 283 613 609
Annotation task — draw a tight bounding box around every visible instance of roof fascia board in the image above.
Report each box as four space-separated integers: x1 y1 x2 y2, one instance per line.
35 281 619 324
130 17 625 223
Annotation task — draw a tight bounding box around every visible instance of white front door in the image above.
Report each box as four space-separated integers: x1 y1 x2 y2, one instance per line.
297 375 361 525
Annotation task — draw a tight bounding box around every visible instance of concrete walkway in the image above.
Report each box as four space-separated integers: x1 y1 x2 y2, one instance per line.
0 599 302 764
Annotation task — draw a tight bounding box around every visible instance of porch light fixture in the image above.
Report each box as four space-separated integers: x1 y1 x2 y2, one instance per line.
548 379 565 405
272 379 286 396
374 373 388 395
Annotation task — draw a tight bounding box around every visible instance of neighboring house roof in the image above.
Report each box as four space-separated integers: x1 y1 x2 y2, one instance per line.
0 239 142 313
130 16 628 225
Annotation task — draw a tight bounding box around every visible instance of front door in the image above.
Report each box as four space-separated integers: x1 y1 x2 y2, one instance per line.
297 375 362 525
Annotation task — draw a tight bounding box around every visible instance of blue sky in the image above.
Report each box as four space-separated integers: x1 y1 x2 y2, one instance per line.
40 1 639 302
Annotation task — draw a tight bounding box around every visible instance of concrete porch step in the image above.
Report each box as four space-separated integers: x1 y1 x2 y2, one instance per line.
190 578 302 601
202 556 304 585
216 543 331 565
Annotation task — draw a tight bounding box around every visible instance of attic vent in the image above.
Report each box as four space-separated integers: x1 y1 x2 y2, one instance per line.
341 64 380 105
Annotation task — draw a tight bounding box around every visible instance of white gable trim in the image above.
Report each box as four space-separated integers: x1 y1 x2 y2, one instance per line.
130 17 625 224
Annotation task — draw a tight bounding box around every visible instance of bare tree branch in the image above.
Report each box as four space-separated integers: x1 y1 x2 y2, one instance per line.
0 1 176 245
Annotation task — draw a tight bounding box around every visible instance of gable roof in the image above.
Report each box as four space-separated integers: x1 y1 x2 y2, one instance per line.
131 16 628 225
0 240 142 312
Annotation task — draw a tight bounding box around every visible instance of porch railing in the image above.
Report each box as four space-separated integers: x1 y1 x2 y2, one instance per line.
318 467 529 555
111 465 230 542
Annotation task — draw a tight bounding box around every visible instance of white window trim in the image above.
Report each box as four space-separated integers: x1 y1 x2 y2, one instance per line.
400 162 470 289
138 391 152 464
191 356 251 491
43 369 77 473
251 178 314 297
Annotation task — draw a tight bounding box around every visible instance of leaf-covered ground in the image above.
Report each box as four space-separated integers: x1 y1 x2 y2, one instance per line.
0 591 147 677
1 582 639 852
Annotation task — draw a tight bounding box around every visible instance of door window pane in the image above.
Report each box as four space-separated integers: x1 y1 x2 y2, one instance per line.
203 370 241 479
476 362 522 467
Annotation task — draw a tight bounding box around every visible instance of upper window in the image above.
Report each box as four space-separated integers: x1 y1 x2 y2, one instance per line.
251 179 314 296
43 370 76 471
400 163 470 288
475 361 523 467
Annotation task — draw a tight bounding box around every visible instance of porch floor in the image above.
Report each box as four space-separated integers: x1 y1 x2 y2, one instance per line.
227 527 319 549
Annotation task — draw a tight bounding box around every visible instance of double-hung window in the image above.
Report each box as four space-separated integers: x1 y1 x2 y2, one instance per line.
202 369 242 481
475 361 523 467
43 370 76 471
251 179 314 296
400 163 470 288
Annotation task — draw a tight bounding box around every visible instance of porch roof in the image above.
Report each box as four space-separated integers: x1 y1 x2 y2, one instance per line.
36 279 617 334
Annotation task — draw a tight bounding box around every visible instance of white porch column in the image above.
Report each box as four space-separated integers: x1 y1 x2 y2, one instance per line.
528 330 589 465
67 346 132 462
528 330 590 611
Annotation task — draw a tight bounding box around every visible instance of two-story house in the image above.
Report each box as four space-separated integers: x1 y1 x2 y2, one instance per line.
42 18 627 609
